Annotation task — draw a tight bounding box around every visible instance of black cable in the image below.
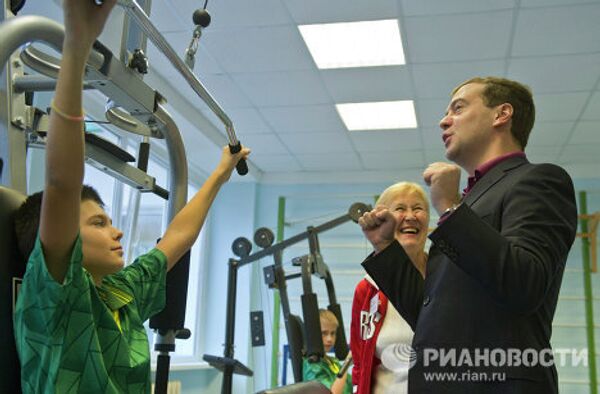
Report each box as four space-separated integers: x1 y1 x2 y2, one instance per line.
84 120 112 124
203 0 208 9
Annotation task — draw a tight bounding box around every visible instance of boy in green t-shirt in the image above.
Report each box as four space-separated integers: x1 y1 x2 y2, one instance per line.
12 1 250 392
302 309 352 394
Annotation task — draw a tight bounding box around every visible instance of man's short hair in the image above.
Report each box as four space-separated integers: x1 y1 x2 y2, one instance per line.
14 185 104 261
453 76 535 149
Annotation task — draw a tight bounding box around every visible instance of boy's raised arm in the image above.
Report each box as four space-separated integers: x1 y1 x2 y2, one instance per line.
156 146 250 271
39 0 116 282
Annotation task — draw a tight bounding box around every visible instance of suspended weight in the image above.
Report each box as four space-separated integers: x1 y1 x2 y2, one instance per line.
348 202 370 223
232 237 252 258
193 9 211 28
254 227 275 249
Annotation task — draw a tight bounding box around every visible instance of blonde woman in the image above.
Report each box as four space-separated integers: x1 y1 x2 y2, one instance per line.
350 182 429 394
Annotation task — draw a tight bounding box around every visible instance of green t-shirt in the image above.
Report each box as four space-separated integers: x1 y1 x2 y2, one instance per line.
14 235 167 393
302 355 353 394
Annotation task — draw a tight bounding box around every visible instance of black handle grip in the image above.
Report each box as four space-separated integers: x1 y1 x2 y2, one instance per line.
337 354 353 378
228 142 248 176
154 185 170 200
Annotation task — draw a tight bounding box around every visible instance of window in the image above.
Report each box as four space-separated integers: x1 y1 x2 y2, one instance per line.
85 129 208 366
25 110 208 367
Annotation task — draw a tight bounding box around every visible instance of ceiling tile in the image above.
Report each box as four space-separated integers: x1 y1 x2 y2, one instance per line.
521 0 600 9
415 99 449 128
528 121 573 147
360 150 425 170
280 132 356 154
507 54 600 94
412 61 506 99
559 144 600 164
30 0 600 183
232 71 332 106
203 26 314 73
581 92 600 120
260 105 346 133
173 0 293 29
148 0 187 32
250 154 302 172
227 108 273 135
349 131 423 152
568 121 600 144
404 11 513 63
534 92 589 122
296 153 363 171
321 66 414 103
241 133 290 155
422 127 444 149
148 34 224 77
180 73 252 109
284 0 398 24
400 0 516 16
513 4 600 56
525 146 562 163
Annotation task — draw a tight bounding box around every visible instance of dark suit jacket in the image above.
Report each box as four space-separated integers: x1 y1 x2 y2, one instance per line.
362 156 577 394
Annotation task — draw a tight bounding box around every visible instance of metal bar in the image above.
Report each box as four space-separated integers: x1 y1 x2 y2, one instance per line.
117 0 238 145
239 212 353 267
17 27 163 139
90 152 148 191
222 258 240 394
0 53 27 192
148 103 188 394
323 267 337 305
19 41 162 140
0 15 69 193
20 43 104 79
300 252 314 296
311 214 352 234
154 104 187 220
13 75 94 92
579 191 598 394
0 16 104 75
27 138 162 196
270 196 285 388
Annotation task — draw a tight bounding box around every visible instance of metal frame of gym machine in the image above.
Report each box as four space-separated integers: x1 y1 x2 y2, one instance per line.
0 1 246 392
204 202 370 394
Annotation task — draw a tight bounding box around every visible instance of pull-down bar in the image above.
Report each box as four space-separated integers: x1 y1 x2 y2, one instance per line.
116 0 248 175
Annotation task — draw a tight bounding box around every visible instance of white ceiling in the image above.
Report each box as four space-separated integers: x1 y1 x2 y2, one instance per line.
22 0 600 184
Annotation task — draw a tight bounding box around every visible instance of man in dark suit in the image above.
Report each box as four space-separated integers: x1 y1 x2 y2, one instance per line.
359 77 577 393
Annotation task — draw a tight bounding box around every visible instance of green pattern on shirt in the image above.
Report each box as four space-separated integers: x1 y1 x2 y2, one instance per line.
302 355 353 394
14 235 167 393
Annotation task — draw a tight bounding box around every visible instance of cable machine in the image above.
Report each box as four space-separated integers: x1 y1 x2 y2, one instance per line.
0 1 247 392
204 202 370 394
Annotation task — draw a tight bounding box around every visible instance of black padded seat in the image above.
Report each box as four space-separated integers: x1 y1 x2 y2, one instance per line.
287 313 306 383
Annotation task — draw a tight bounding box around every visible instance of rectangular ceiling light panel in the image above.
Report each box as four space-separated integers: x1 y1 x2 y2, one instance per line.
299 19 405 69
336 100 417 130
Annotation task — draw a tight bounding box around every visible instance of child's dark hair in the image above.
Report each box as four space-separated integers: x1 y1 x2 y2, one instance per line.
14 185 104 260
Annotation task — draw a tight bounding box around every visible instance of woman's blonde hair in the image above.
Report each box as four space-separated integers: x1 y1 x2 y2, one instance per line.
376 182 429 212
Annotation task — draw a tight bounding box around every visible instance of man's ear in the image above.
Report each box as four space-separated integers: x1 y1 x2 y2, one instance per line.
493 103 513 127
